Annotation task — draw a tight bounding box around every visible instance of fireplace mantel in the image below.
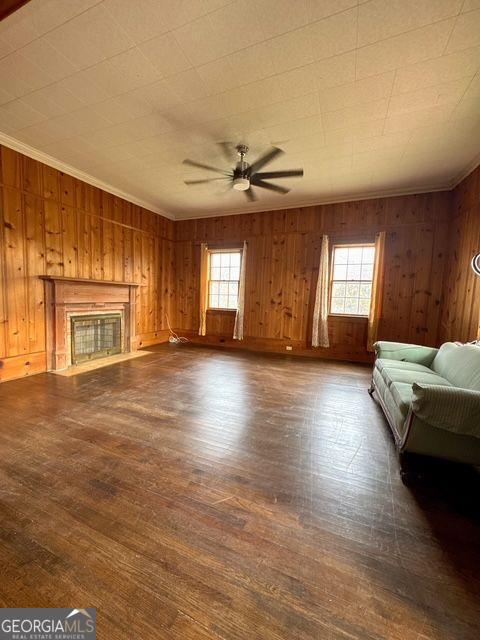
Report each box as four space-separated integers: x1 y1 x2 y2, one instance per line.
41 277 140 371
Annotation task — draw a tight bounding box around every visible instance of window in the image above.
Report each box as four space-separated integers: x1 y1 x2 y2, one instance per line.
330 244 375 316
208 250 241 309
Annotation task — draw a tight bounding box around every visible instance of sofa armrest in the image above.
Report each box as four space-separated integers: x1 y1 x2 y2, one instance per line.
412 383 480 438
374 341 438 366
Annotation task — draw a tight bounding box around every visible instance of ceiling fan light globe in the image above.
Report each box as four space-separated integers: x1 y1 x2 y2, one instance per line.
233 177 250 191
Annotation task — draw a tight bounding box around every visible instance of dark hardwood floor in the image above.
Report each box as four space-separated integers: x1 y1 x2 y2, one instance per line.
0 344 478 639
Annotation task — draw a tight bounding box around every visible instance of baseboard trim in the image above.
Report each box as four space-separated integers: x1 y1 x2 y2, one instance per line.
176 331 374 364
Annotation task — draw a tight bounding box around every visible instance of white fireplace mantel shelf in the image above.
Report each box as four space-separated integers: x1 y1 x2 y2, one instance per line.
41 276 140 371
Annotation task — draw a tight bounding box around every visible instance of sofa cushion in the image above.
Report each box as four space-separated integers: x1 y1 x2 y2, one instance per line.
380 367 451 389
376 358 433 375
432 342 480 391
390 382 413 419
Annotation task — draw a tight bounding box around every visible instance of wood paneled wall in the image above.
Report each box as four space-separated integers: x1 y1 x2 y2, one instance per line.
173 193 450 362
440 165 480 342
0 145 174 382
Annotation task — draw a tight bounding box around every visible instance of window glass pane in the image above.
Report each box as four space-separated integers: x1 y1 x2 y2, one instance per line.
209 294 219 308
331 298 345 314
228 282 238 296
361 263 373 280
230 252 241 266
220 253 230 267
348 247 363 264
220 267 230 279
346 264 361 280
211 266 220 280
228 296 238 309
333 264 347 280
358 298 371 315
331 282 346 297
219 282 229 295
362 247 375 263
346 282 359 298
210 281 219 295
230 266 240 280
359 282 372 298
218 295 228 308
211 253 221 267
345 298 359 314
334 247 348 264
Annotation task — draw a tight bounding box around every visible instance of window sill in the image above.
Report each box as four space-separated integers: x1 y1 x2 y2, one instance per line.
328 314 369 322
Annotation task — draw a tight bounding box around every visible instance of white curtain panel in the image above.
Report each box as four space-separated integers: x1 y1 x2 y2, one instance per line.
233 241 247 340
312 235 330 348
199 243 208 336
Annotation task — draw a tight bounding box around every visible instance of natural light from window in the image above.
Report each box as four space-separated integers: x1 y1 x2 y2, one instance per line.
330 245 375 316
208 250 241 310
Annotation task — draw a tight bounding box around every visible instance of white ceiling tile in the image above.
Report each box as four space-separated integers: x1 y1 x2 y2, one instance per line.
268 28 314 74
0 52 54 97
173 14 226 66
139 32 193 77
384 103 454 133
306 0 358 23
20 37 78 81
318 71 394 112
256 0 309 38
322 98 389 131
164 68 211 101
388 77 472 116
356 18 456 79
44 4 134 69
324 120 384 145
102 0 170 44
207 1 266 57
29 0 101 33
116 80 183 118
313 51 356 90
55 70 114 105
445 8 480 53
49 106 113 138
159 0 211 31
308 8 357 61
0 99 45 129
393 46 480 94
358 0 463 47
225 42 276 87
195 57 238 95
462 0 480 10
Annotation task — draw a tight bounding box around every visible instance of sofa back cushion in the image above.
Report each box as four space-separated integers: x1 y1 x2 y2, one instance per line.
432 343 480 391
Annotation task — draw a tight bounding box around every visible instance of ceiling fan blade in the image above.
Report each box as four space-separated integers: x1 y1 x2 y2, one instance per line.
248 146 284 175
250 178 289 194
216 141 236 163
183 158 228 174
244 187 257 202
184 177 230 185
253 169 303 179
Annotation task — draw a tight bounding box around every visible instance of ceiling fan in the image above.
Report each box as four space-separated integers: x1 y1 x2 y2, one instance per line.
182 144 303 201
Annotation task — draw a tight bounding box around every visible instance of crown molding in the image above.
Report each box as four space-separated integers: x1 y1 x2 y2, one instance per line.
173 183 452 221
450 154 480 190
0 133 174 220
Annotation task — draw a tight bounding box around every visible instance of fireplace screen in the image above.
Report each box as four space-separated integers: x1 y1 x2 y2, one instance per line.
71 314 122 364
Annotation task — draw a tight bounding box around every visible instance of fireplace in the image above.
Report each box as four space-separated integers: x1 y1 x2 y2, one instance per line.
71 313 122 364
41 276 139 371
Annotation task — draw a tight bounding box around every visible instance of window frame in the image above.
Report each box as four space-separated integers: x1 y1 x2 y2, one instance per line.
207 248 242 312
328 242 376 318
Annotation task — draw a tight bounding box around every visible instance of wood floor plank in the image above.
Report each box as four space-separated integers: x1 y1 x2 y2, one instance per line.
0 344 478 639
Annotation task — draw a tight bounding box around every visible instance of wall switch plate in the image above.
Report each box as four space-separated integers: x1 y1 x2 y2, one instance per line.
286 345 293 351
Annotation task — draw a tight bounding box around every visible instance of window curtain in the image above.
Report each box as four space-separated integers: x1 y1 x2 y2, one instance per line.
233 241 247 340
199 243 209 336
312 235 330 348
367 231 386 352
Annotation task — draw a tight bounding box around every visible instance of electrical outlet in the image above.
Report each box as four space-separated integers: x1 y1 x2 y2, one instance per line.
285 345 293 351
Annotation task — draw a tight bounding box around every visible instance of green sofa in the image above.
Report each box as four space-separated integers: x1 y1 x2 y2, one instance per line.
369 341 480 478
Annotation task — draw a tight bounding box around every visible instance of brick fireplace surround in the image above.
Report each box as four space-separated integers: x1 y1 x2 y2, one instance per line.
41 277 139 371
